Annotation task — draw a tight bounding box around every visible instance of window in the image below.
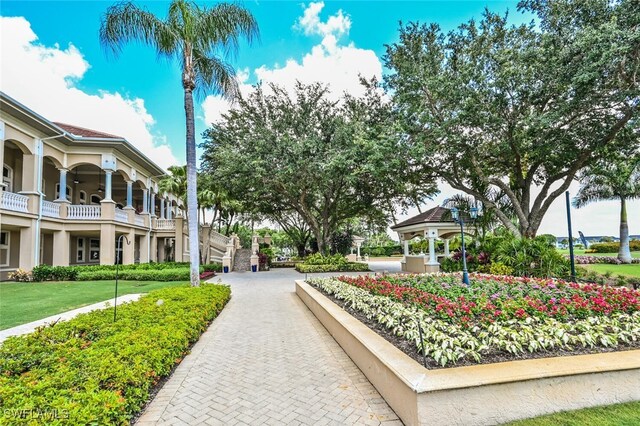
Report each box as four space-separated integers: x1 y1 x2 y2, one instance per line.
0 231 9 266
77 238 85 262
79 191 87 205
55 183 72 202
2 164 12 192
89 238 100 262
90 194 102 205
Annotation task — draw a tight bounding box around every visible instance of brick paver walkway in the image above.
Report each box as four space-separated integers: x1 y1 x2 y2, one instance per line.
137 264 402 425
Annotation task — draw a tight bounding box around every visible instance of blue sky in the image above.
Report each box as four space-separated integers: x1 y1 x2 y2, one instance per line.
1 1 634 236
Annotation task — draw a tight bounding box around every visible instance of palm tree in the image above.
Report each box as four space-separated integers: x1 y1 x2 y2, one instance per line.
573 158 640 263
159 165 187 207
100 1 258 286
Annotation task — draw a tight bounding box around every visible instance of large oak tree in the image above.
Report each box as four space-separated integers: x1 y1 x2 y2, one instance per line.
385 0 639 237
201 81 435 253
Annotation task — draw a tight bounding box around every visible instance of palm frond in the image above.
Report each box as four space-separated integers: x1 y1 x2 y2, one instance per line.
100 1 178 58
193 52 240 101
195 3 260 59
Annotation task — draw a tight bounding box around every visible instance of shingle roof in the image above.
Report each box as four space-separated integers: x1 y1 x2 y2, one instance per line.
54 122 122 139
391 206 452 230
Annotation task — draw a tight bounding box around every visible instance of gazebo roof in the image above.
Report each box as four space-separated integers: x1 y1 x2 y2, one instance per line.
391 206 452 230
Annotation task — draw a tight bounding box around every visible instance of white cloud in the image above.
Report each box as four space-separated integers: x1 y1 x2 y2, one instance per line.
0 16 178 170
201 2 382 126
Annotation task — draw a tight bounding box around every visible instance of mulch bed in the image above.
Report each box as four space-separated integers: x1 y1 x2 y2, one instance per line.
311 283 640 370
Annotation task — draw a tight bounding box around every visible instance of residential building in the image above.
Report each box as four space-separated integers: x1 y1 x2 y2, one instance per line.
0 92 229 280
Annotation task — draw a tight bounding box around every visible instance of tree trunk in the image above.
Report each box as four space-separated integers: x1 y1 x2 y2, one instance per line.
297 243 306 258
184 87 200 286
618 197 632 264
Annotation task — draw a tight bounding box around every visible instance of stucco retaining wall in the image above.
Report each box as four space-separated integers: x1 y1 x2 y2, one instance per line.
295 280 640 426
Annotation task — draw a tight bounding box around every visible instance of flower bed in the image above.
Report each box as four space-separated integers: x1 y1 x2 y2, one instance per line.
308 274 640 367
574 255 640 265
0 284 230 425
295 263 370 273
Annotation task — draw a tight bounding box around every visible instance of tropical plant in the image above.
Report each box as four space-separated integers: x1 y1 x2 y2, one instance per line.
159 165 187 210
573 156 640 263
100 0 259 286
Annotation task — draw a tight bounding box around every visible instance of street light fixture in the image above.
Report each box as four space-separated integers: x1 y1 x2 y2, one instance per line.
449 205 478 286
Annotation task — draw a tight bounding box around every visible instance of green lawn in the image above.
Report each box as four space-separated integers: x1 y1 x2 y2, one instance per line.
0 280 187 330
508 401 640 425
581 263 640 278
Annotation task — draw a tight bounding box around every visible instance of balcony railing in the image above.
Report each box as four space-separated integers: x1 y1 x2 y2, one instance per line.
156 219 175 230
68 204 101 220
135 215 145 226
115 208 129 223
42 200 61 218
1 191 29 213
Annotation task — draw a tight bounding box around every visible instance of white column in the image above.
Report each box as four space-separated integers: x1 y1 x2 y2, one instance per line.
428 237 437 265
104 170 113 201
356 243 361 260
125 181 133 208
150 191 156 217
142 189 148 213
57 168 68 201
160 198 165 219
403 240 409 256
167 201 172 219
444 239 450 256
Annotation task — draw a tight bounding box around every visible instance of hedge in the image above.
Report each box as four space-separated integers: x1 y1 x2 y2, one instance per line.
30 263 222 282
0 284 230 425
587 241 640 253
361 245 403 257
295 263 370 273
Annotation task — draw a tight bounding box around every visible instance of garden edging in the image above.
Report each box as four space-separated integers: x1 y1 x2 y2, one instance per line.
295 280 640 426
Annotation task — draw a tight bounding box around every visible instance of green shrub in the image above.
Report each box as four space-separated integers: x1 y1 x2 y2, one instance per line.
201 263 222 272
77 268 191 282
303 253 348 265
295 262 370 273
587 241 640 253
488 262 514 276
0 284 230 425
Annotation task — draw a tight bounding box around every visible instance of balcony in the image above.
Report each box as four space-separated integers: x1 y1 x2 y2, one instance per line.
1 191 29 213
156 219 175 230
67 204 101 220
115 207 129 223
42 200 61 218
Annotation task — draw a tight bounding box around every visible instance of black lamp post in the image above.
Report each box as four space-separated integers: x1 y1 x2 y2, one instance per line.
450 206 478 286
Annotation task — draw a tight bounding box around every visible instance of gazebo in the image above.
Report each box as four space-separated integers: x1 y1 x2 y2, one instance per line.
391 206 474 273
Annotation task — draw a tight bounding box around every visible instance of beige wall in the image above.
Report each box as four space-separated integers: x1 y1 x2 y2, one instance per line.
69 235 101 266
3 145 24 193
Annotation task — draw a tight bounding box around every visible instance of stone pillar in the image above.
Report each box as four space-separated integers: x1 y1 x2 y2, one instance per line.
104 170 113 201
139 233 150 263
160 198 165 219
19 221 37 271
403 240 410 256
167 202 172 219
100 199 115 221
150 191 156 217
125 180 133 208
150 234 158 262
20 153 39 193
142 189 148 213
57 168 68 201
174 214 184 262
250 253 259 272
123 229 135 264
99 223 116 265
157 238 166 263
444 239 450 257
428 237 438 265
52 230 69 266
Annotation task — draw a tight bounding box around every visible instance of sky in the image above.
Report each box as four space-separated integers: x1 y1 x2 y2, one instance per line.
1 0 637 238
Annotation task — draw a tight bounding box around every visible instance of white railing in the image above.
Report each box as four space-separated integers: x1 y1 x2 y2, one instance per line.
68 204 101 220
135 215 145 226
115 208 129 223
210 230 231 250
1 191 29 213
42 200 61 218
156 219 175 230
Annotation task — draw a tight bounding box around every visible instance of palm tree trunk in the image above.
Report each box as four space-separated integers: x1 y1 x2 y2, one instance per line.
184 87 200 286
618 197 632 264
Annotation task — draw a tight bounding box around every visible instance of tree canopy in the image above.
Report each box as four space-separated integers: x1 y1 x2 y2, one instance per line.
384 0 639 237
201 81 436 253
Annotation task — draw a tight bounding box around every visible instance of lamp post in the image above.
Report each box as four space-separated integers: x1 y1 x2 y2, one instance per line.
450 206 478 286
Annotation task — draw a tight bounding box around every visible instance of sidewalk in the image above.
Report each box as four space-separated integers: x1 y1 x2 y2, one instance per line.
0 293 142 344
137 265 402 425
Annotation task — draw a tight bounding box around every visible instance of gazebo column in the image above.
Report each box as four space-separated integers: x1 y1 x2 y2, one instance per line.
444 239 450 257
403 240 410 256
428 237 438 265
